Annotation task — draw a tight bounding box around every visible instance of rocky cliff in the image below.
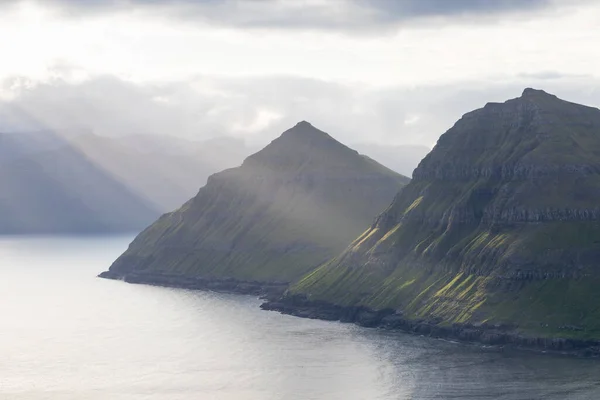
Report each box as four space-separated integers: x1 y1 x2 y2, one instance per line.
102 121 408 290
285 89 600 343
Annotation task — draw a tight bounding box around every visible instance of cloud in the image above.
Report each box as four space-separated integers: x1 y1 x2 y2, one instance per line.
8 0 559 32
516 71 592 80
2 72 600 149
1 0 597 88
363 0 551 20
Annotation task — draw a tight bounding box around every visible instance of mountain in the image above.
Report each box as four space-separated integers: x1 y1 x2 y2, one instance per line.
102 121 409 292
0 132 251 234
0 145 159 234
0 130 69 162
352 143 431 177
66 134 251 212
115 134 257 161
279 89 600 347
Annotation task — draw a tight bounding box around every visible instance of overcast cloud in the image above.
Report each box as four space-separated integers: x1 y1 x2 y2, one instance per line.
0 0 598 147
2 73 599 148
6 0 558 31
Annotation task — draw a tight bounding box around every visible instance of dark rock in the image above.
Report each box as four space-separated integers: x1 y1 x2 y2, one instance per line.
261 296 600 358
99 271 288 298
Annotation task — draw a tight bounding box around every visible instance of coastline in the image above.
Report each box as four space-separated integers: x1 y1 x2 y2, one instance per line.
97 270 288 298
98 271 600 357
260 294 600 358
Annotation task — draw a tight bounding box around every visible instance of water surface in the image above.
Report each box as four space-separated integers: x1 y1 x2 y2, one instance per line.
1 236 599 399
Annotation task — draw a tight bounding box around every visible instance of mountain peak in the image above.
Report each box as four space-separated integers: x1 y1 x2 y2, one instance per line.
283 120 324 138
520 87 558 100
295 120 313 128
278 121 336 144
239 122 406 181
420 89 600 184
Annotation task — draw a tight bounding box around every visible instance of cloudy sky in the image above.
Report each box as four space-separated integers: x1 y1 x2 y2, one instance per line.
0 0 598 146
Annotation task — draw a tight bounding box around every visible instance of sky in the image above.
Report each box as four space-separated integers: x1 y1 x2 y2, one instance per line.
0 0 599 147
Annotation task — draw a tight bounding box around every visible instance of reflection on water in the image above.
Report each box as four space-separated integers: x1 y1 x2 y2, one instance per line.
1 236 599 400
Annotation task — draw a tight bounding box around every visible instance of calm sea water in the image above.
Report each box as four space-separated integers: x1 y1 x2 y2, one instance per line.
1 236 600 400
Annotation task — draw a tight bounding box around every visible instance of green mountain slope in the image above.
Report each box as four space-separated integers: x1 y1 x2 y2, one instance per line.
289 89 600 340
104 121 409 285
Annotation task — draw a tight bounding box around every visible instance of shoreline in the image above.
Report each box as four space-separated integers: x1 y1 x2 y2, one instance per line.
260 294 600 358
98 271 600 358
97 270 287 298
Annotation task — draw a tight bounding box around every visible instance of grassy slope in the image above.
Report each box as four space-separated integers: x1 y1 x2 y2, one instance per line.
291 90 600 339
109 122 408 283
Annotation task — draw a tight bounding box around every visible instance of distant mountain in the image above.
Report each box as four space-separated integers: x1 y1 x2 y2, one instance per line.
67 134 251 212
0 145 159 234
277 89 600 348
0 130 68 162
115 134 257 158
0 132 251 234
353 143 431 177
102 121 409 291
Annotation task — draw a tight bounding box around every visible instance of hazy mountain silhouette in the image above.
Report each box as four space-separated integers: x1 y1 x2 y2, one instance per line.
66 134 252 212
0 131 251 233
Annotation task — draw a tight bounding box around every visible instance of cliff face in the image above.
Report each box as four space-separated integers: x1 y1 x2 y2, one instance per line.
291 89 600 339
105 121 408 285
